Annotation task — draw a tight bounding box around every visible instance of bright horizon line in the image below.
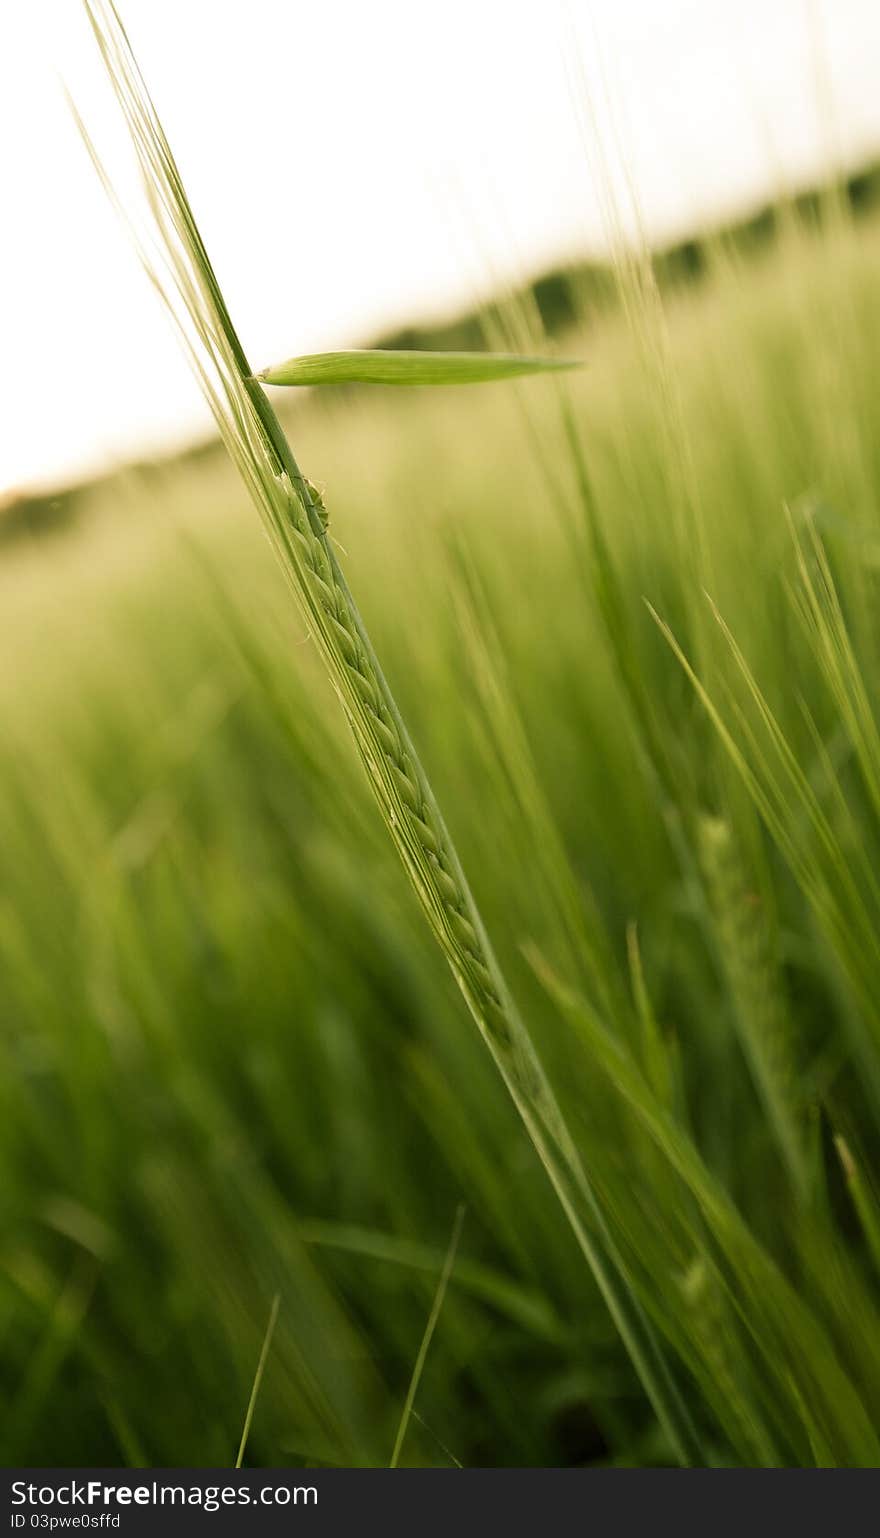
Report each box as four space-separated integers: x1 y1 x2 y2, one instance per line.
5 145 878 509
4 0 880 500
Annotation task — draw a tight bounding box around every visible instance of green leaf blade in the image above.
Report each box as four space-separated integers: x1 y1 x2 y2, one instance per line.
257 349 579 388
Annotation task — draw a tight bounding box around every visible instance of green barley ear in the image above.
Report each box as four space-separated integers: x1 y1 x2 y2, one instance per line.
78 0 703 1465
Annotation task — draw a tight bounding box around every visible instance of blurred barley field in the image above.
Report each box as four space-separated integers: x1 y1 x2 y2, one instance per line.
4 194 880 1466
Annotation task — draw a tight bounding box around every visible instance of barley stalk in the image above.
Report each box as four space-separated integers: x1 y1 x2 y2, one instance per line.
80 0 703 1464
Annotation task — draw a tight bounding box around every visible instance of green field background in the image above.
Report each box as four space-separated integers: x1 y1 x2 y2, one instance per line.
4 196 880 1466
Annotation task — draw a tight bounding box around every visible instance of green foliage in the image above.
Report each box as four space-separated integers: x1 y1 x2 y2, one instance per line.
3 0 880 1471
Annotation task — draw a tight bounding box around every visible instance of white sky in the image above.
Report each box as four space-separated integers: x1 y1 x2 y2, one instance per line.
1 0 879 495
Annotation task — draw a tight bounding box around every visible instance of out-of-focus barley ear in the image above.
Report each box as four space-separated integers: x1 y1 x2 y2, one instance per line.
679 1255 782 1466
697 812 807 1199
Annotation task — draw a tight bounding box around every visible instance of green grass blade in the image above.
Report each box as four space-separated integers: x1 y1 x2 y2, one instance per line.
835 1137 880 1280
293 1218 568 1344
390 1206 465 1468
235 1292 280 1468
257 349 578 388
